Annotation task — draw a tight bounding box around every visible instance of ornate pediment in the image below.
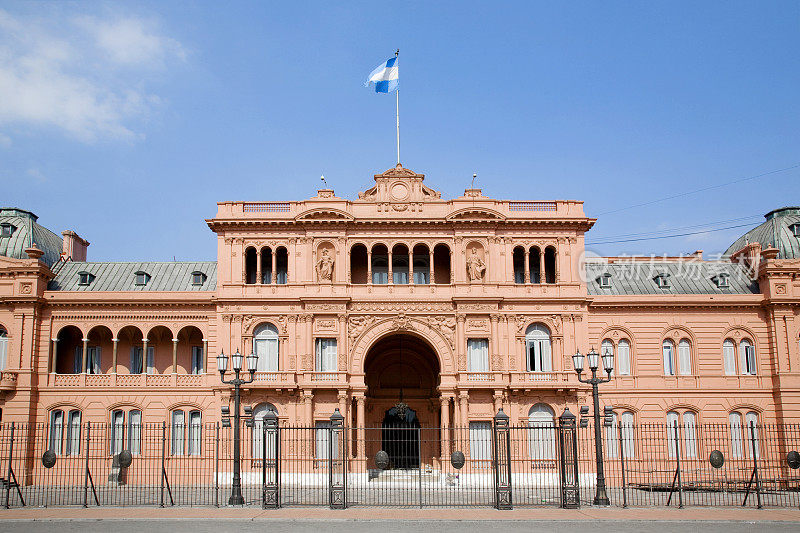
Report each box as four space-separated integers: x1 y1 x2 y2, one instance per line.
295 208 354 222
357 164 442 204
446 207 506 222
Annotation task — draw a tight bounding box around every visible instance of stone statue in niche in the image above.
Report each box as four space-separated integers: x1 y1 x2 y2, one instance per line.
466 247 486 282
316 248 335 282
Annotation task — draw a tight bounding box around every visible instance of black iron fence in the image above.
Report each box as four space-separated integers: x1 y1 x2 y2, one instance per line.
1 416 799 509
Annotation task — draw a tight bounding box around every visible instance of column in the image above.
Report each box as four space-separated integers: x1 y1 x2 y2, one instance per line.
440 396 451 457
271 250 276 284
449 250 454 284
337 314 347 371
172 338 179 373
112 338 119 373
490 315 499 371
367 249 373 284
303 391 314 426
355 394 366 458
456 315 466 371
429 249 434 284
81 338 89 373
540 249 546 284
387 249 393 284
256 248 262 284
459 391 469 426
142 339 149 374
50 338 58 373
493 391 503 414
524 249 530 284
305 316 313 371
409 247 415 284
202 338 209 373
337 391 348 422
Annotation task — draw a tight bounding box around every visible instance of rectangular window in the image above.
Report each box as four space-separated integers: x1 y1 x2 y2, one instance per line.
0 333 8 371
663 342 675 376
111 410 124 455
255 336 279 372
188 411 201 456
743 345 756 375
146 346 155 375
74 346 82 374
49 410 64 454
87 346 101 374
467 339 489 372
723 341 736 375
315 421 334 459
128 410 141 455
469 421 492 461
412 258 429 284
617 340 631 375
526 338 552 372
315 339 337 372
131 347 143 374
191 346 203 374
171 410 185 456
65 410 81 456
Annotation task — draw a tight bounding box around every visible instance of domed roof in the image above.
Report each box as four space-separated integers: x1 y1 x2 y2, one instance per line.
725 207 800 259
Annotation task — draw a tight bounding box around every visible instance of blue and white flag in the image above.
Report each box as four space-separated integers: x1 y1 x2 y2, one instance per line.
365 56 399 93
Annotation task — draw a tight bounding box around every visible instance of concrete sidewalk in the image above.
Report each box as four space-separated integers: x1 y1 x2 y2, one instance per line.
1 506 799 522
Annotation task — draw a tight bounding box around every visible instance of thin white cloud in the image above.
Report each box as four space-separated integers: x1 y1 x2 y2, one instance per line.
0 9 185 143
26 168 47 183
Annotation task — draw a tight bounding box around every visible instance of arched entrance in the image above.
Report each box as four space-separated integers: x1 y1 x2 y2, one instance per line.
364 333 440 468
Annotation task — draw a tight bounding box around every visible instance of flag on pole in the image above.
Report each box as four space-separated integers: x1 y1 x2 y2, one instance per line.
365 56 399 93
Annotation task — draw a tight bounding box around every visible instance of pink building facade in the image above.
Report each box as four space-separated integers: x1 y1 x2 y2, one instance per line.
1 166 799 462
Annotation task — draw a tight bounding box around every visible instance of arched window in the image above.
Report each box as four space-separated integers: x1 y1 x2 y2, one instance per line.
529 246 541 284
371 244 388 284
723 339 736 376
245 247 257 285
49 410 64 455
544 246 557 283
392 244 409 284
512 247 525 284
260 246 273 284
729 411 743 458
739 339 756 375
0 327 7 371
253 324 279 372
678 339 692 375
666 410 697 458
412 244 430 284
604 411 619 458
666 411 680 457
618 339 631 375
527 404 555 460
171 410 185 456
433 244 451 284
745 411 760 458
601 339 614 376
275 247 288 284
253 402 278 459
663 340 675 376
66 410 81 456
128 409 142 455
621 411 635 458
350 244 368 284
111 410 125 454
525 324 552 372
188 410 202 456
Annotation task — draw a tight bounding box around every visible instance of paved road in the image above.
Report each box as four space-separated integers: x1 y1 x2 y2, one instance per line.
1 520 799 533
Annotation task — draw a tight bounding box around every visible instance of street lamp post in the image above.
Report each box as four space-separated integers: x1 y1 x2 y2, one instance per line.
572 347 614 506
217 349 258 505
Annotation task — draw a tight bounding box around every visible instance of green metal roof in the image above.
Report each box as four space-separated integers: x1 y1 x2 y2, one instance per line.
0 208 63 267
725 207 800 259
48 261 217 291
586 261 758 295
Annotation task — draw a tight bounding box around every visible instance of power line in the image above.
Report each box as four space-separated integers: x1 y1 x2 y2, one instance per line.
597 162 800 216
586 222 755 245
588 214 762 241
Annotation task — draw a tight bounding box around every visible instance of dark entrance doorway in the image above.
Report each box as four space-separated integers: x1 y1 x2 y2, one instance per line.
381 405 420 469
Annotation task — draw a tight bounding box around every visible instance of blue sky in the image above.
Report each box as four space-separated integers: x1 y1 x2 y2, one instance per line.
3 1 799 261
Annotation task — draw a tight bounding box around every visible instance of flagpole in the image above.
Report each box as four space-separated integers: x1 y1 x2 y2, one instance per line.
395 49 400 165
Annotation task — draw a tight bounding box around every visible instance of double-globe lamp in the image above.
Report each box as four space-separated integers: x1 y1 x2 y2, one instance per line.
572 346 614 506
217 348 258 505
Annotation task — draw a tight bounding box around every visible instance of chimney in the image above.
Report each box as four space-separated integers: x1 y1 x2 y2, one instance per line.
61 230 90 261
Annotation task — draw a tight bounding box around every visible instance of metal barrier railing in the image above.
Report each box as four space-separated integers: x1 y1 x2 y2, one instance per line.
0 418 798 509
